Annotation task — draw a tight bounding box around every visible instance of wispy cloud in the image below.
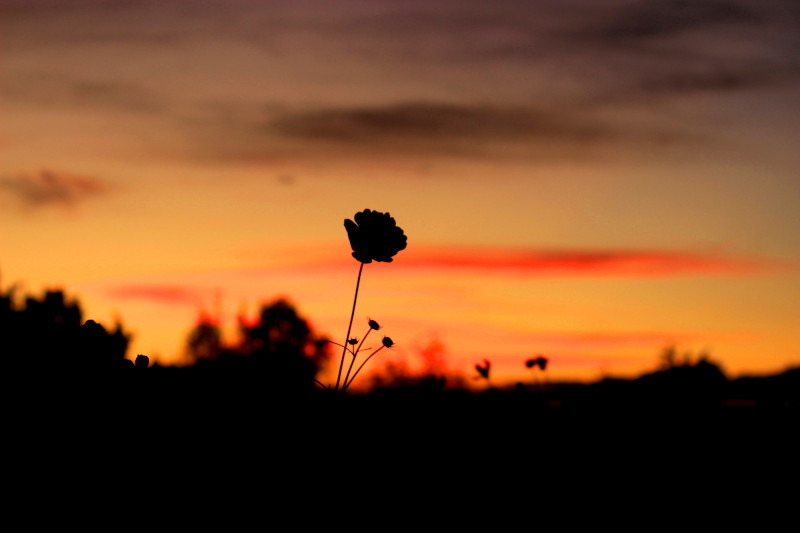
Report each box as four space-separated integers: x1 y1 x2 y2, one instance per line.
562 0 800 100
178 99 693 164
0 169 108 209
1 73 168 114
522 330 695 349
107 285 208 306
270 102 617 151
587 0 762 42
3 0 798 163
240 243 777 278
179 1 799 160
383 245 775 278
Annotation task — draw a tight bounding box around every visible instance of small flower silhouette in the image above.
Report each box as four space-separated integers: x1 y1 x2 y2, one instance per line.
344 209 407 263
524 355 549 393
475 359 491 380
525 355 549 371
340 333 396 391
368 318 381 330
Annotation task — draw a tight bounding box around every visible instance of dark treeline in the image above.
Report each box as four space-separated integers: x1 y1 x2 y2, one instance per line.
2 285 798 415
1 285 330 401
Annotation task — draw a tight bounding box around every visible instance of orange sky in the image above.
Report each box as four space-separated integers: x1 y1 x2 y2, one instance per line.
1 0 799 387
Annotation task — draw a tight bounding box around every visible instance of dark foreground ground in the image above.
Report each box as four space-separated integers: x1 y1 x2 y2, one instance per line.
11 363 798 436
6 364 797 522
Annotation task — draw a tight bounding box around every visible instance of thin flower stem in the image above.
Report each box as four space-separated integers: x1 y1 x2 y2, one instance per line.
354 329 371 360
327 340 356 355
343 346 385 391
335 261 364 393
342 328 371 390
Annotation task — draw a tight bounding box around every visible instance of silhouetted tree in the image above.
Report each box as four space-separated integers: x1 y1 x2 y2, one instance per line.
182 298 329 392
186 312 223 363
1 286 130 373
239 299 328 390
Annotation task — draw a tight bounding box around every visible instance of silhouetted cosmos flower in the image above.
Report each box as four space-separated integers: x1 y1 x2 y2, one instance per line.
475 359 491 380
135 354 150 369
526 355 549 370
344 209 407 263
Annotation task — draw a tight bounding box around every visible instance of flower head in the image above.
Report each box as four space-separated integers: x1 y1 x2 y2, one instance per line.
368 318 381 330
475 359 491 380
344 209 407 263
382 336 394 348
525 355 549 370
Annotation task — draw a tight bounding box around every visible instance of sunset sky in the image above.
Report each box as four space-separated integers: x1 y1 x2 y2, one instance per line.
2 0 798 387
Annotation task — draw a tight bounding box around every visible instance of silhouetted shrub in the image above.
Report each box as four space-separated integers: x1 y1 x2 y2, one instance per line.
1 286 130 373
183 298 330 393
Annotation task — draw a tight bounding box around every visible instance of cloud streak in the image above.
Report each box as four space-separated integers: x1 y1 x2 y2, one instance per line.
244 243 776 278
4 0 797 163
562 0 800 100
107 285 208 306
587 0 762 42
182 98 692 163
389 246 773 278
0 169 108 209
1 73 169 115
183 0 800 160
269 102 619 151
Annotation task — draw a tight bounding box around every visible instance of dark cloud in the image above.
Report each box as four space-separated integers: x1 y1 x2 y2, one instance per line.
172 98 700 164
562 0 800 99
271 103 606 144
578 57 799 107
0 169 108 208
591 0 762 42
3 0 797 163
176 101 690 163
625 64 795 98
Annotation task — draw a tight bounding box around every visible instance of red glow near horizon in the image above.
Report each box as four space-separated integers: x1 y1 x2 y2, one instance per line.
232 242 775 279
394 246 770 277
108 285 206 305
